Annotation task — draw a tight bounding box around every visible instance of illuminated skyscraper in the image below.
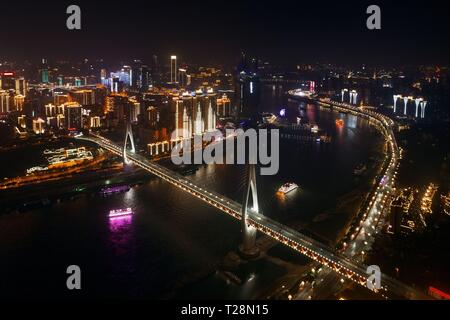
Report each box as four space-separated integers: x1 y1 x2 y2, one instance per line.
0 72 15 90
14 95 25 111
179 68 187 88
65 102 83 130
41 69 49 83
54 94 69 107
0 90 10 113
15 77 27 96
170 89 217 138
45 103 57 117
128 98 141 123
146 106 158 127
170 55 178 83
236 52 260 117
131 62 150 91
71 89 95 106
217 94 231 117
90 116 101 128
32 118 45 134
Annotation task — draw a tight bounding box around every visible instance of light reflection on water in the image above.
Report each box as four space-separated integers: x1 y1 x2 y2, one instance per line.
0 85 384 299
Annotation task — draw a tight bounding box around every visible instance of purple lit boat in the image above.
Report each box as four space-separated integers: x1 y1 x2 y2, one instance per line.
109 208 133 218
101 185 130 195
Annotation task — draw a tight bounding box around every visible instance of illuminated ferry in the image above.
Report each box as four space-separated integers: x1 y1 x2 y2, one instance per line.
278 182 299 194
108 208 133 218
335 119 344 127
101 185 130 195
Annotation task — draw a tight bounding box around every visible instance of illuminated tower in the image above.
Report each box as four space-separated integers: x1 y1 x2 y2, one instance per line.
65 103 82 130
41 69 49 83
123 119 136 164
170 55 177 83
32 118 45 134
179 68 187 88
415 98 422 118
341 89 348 102
393 95 399 113
15 77 27 97
240 164 260 258
236 53 260 117
0 90 10 113
352 91 358 104
420 101 427 118
403 97 409 115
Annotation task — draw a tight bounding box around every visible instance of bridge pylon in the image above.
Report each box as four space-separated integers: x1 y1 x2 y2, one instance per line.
123 120 135 164
239 164 260 258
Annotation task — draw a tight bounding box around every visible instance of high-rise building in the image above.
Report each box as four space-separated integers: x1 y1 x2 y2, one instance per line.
170 55 178 83
110 77 123 93
140 65 149 91
131 63 150 91
71 89 95 106
90 116 101 128
14 77 27 96
65 102 83 130
32 118 45 134
146 106 158 127
128 98 141 123
217 93 231 117
41 69 49 83
54 94 69 106
0 90 11 113
0 72 15 90
236 52 260 117
14 95 25 111
179 68 187 88
45 103 57 117
169 88 217 138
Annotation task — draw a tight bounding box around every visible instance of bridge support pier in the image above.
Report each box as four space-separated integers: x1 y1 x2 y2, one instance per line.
239 164 260 259
123 120 135 164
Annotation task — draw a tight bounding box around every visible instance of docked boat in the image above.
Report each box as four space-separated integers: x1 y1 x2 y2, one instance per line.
278 182 299 194
262 113 277 124
109 208 133 218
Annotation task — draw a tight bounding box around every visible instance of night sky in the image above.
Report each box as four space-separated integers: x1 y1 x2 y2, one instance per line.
1 0 449 66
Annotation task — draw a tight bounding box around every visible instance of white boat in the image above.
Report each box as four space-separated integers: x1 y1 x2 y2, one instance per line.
278 182 299 194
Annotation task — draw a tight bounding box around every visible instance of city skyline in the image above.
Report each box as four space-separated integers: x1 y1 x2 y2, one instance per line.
1 0 449 305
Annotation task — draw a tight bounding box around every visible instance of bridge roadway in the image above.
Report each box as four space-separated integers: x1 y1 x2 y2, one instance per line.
79 131 428 300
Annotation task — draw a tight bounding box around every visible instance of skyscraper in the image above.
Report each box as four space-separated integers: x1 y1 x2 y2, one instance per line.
15 77 27 97
32 118 45 134
0 90 11 113
65 102 83 130
170 55 178 83
236 52 260 118
217 93 231 117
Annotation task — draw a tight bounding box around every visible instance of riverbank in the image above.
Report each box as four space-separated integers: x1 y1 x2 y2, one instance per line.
0 166 151 214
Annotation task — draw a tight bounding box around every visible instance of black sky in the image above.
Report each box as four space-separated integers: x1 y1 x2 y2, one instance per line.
1 0 449 66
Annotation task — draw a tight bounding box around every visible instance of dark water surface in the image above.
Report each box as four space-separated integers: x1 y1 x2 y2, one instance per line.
0 85 383 299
